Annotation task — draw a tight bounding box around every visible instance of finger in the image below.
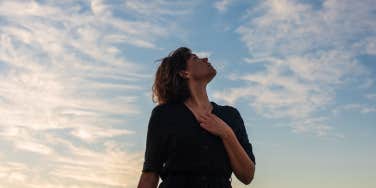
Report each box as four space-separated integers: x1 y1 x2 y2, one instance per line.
208 113 216 117
198 114 208 120
204 113 214 121
210 113 220 120
200 122 208 128
197 118 204 123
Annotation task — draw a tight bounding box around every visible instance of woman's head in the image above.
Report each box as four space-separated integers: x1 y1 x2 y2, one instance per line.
152 47 216 104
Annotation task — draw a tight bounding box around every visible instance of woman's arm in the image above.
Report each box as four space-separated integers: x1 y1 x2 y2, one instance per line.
221 128 255 184
137 172 159 188
197 112 255 185
139 105 167 187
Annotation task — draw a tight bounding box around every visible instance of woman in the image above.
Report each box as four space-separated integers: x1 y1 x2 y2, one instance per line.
137 47 256 188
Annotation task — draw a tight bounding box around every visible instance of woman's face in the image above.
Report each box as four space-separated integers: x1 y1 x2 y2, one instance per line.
182 53 217 83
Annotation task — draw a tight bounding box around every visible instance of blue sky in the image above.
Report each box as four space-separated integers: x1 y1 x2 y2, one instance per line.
0 0 375 187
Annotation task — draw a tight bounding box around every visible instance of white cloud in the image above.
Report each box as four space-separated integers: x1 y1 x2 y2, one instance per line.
216 53 344 119
332 103 376 115
213 87 252 106
243 56 280 64
0 0 166 132
238 0 376 57
365 93 376 101
0 127 143 188
214 0 233 12
213 0 376 136
0 0 197 187
124 0 195 17
70 126 135 143
50 139 144 188
290 116 332 136
0 162 29 185
366 39 376 55
195 51 212 58
15 141 53 155
91 0 111 16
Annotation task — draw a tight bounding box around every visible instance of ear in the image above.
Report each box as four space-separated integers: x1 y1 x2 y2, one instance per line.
179 70 188 79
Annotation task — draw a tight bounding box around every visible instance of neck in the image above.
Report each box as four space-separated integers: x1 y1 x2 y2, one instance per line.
184 81 211 110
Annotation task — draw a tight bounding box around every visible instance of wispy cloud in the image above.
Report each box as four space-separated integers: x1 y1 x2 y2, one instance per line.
195 51 212 58
70 126 134 143
0 161 29 185
0 126 143 188
365 93 376 101
332 103 376 115
214 0 234 12
213 0 376 136
124 0 195 17
0 0 196 187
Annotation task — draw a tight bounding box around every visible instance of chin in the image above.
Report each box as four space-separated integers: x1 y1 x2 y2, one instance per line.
207 71 216 82
211 68 217 77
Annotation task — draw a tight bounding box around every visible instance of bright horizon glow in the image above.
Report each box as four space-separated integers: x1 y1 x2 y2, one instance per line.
0 0 375 188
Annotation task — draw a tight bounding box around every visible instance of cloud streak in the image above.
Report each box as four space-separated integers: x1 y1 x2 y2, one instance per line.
213 0 376 136
0 0 197 187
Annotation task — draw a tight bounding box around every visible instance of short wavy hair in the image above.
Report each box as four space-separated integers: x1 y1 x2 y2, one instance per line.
152 47 192 105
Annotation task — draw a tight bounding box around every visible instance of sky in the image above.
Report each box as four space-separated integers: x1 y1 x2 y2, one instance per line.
0 0 375 187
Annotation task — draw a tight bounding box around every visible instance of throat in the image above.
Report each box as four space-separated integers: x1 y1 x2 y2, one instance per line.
183 101 214 116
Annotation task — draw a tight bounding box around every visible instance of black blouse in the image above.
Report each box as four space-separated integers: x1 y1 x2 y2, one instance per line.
142 101 256 188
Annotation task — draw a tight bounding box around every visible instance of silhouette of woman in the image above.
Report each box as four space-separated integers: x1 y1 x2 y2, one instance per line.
137 47 256 188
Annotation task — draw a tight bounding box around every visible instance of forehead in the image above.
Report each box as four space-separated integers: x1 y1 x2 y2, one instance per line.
190 53 198 59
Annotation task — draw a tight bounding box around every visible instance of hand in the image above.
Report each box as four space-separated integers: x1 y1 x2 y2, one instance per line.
197 112 232 138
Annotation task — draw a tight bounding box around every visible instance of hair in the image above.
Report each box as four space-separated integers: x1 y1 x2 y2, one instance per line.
152 47 192 105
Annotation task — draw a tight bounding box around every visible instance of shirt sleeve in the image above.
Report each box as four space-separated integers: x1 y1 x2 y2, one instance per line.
231 107 256 165
142 105 168 174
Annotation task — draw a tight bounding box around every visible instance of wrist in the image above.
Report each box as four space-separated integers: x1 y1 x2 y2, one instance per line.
220 127 234 140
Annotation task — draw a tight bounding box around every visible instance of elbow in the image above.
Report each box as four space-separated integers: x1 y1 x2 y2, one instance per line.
240 172 254 185
243 175 254 185
242 163 255 185
137 172 159 188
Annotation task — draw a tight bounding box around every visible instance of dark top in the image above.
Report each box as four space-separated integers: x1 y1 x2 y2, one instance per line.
142 101 256 188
